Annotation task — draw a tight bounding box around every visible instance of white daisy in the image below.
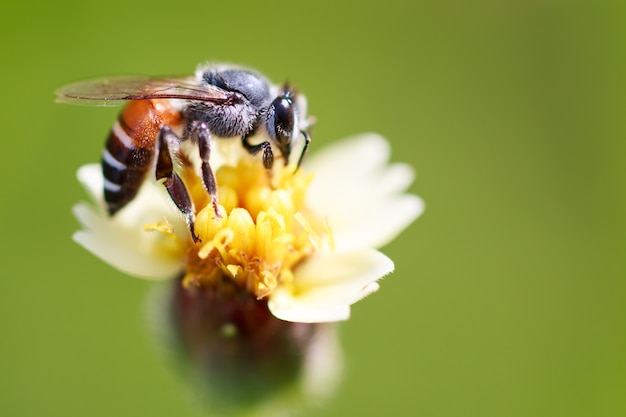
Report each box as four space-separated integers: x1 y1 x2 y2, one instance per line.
73 133 424 324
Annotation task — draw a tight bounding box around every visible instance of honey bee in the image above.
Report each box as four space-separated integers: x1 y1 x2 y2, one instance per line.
57 64 312 241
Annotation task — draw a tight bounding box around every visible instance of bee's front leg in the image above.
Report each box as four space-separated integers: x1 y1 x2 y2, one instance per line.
242 133 274 169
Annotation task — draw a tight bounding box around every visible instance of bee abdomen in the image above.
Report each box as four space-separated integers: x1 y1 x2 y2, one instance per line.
101 99 181 216
102 120 155 215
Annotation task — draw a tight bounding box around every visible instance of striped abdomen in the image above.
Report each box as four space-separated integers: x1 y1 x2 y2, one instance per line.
102 99 181 215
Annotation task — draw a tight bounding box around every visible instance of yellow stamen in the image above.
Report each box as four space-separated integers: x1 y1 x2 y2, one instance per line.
294 212 321 250
144 219 176 236
163 157 331 299
143 219 186 259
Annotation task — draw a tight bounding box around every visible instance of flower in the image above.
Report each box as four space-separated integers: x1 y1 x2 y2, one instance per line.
73 133 423 323
74 134 424 323
73 133 422 415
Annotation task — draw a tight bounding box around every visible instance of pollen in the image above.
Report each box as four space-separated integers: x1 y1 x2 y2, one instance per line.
174 158 331 300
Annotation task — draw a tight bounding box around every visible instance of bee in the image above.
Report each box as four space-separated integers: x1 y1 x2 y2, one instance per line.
57 64 312 241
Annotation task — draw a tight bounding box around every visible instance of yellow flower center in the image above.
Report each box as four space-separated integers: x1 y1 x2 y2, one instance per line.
164 157 332 299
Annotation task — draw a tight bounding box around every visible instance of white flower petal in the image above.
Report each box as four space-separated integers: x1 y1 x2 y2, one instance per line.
268 294 351 323
73 204 183 279
77 164 104 205
268 249 394 323
306 133 424 251
305 133 392 178
331 194 425 252
73 164 187 280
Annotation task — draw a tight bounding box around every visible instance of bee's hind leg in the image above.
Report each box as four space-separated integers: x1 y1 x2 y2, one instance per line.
156 125 199 242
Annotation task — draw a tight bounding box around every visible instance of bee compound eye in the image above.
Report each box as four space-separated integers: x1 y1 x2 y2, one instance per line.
269 96 295 142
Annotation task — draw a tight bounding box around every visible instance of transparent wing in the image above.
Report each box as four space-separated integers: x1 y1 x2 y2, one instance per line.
55 76 231 107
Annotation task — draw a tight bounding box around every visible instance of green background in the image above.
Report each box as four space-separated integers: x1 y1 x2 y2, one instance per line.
1 1 624 416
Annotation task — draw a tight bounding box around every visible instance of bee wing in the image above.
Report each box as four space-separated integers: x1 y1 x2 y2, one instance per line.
55 76 231 107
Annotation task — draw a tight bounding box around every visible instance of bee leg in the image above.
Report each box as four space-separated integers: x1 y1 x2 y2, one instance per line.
242 134 274 169
294 130 311 171
156 126 199 242
196 123 220 217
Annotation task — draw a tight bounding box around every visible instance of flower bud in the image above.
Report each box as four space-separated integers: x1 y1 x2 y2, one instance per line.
151 276 342 416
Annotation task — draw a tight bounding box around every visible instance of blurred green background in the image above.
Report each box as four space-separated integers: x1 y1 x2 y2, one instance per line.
1 0 624 416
